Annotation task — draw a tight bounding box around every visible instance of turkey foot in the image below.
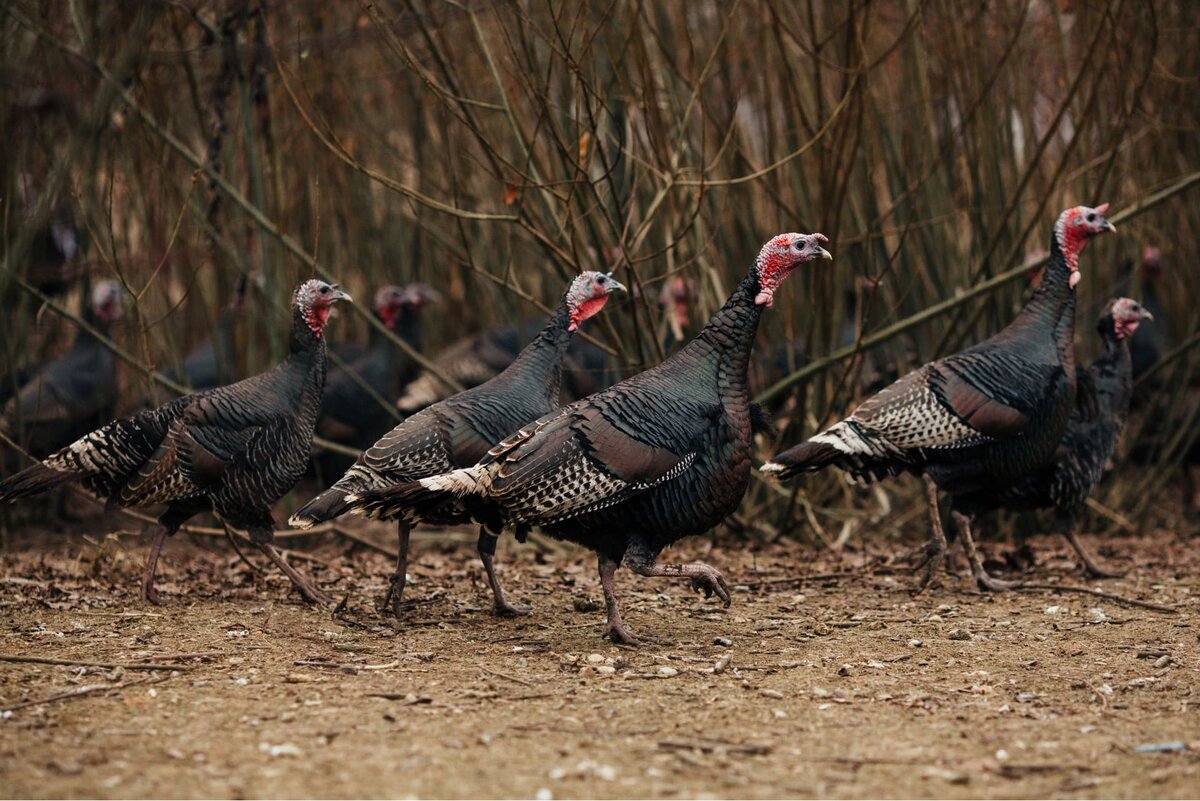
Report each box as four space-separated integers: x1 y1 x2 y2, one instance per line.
627 558 732 607
257 542 331 605
383 521 411 617
1063 528 1126 579
141 529 168 605
952 510 1023 593
911 475 948 594
478 530 530 617
597 553 658 646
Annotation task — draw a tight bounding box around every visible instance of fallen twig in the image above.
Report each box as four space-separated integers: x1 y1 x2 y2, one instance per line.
478 665 535 687
1019 583 1178 614
0 654 192 672
1 674 173 714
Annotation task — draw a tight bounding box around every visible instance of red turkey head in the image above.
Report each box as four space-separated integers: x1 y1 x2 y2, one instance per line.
1141 246 1163 280
372 285 408 329
753 232 832 307
1106 297 1153 341
90 280 124 324
658 276 696 342
295 279 352 335
566 271 627 332
1054 204 1116 289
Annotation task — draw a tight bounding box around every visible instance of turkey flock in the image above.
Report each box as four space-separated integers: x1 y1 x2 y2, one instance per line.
1 203 1168 644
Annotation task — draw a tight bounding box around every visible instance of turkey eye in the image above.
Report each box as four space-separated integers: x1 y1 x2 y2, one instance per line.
320 286 330 294
597 275 607 284
1086 213 1096 222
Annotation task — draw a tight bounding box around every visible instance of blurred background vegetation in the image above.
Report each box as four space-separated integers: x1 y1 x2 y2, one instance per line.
1 0 1196 548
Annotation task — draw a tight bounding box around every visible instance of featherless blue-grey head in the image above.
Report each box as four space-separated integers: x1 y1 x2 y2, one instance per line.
295 279 352 336
1054 203 1116 288
90 280 124 323
1106 297 1153 341
752 232 833 307
567 271 627 332
372 285 408 329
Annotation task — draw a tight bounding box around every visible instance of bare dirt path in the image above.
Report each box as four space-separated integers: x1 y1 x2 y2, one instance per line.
0 524 1196 799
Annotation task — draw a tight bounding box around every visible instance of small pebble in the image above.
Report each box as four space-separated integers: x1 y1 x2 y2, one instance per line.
908 638 923 648
760 689 784 699
713 654 731 674
1154 655 1171 669
595 665 616 675
812 623 832 636
948 628 972 641
837 664 852 677
713 636 733 647
657 666 678 678
586 653 605 664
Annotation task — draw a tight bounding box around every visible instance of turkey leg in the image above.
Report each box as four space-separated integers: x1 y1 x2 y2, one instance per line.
951 510 1023 592
909 475 948 593
1058 509 1124 578
256 541 331 605
141 528 168 605
383 520 411 616
623 545 732 606
597 552 653 645
477 529 530 617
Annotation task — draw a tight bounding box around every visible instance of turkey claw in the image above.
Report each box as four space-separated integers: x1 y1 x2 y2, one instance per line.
975 572 1023 593
603 622 659 646
141 582 164 606
689 566 731 607
493 600 531 618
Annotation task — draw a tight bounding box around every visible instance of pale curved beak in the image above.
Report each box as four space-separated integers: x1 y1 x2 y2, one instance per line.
818 247 833 261
332 288 353 303
1102 220 1116 233
1140 309 1154 321
605 277 628 294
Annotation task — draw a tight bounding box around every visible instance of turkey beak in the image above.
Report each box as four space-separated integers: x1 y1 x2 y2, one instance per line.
1102 220 1116 234
817 247 833 261
332 288 353 304
1139 309 1154 322
605 276 628 295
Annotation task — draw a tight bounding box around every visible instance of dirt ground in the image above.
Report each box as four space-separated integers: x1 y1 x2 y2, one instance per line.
0 510 1197 799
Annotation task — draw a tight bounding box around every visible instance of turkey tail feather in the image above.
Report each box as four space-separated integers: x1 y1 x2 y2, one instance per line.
761 440 842 480
345 480 456 522
0 462 75 502
289 489 352 529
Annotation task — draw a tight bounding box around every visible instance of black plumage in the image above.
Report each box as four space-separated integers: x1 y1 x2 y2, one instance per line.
2 281 124 457
291 272 626 615
346 233 832 644
0 280 351 604
316 284 438 465
763 205 1117 592
951 298 1151 577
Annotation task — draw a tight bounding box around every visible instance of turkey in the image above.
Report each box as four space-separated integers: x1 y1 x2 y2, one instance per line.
345 233 832 643
762 205 1115 593
955 298 1151 578
0 280 351 605
291 272 626 615
395 276 692 413
151 273 258 402
316 283 439 463
2 281 124 458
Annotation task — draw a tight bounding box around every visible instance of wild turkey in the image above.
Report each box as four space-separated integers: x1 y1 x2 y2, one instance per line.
0 280 351 604
957 298 1151 577
317 283 439 457
345 233 832 643
152 273 258 402
396 278 692 412
291 272 626 615
2 281 124 457
762 205 1116 592
16 172 83 298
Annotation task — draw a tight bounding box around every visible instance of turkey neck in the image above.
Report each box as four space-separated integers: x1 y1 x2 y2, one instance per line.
496 295 576 405
1093 322 1133 417
683 274 764 394
1001 236 1078 375
287 305 330 394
